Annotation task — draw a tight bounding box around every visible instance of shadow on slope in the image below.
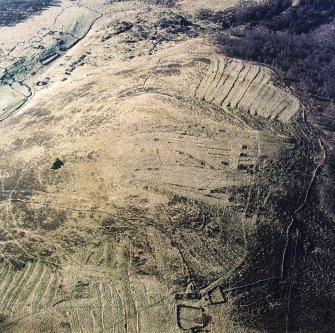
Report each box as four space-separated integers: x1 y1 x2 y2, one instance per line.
0 0 61 27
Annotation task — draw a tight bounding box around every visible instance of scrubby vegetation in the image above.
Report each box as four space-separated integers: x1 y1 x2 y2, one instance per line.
142 0 176 6
0 0 60 27
219 23 335 99
199 0 335 99
198 0 335 33
110 0 176 7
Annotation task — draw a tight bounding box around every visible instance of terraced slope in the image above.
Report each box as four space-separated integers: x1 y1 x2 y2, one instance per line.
195 57 301 122
0 245 178 333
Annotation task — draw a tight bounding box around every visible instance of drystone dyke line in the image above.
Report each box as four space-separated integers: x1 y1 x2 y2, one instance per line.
0 4 102 124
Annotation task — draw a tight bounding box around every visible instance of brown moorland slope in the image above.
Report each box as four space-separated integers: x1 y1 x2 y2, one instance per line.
0 1 333 333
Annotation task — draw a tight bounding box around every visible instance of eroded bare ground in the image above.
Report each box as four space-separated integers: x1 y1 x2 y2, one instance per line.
0 0 334 332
